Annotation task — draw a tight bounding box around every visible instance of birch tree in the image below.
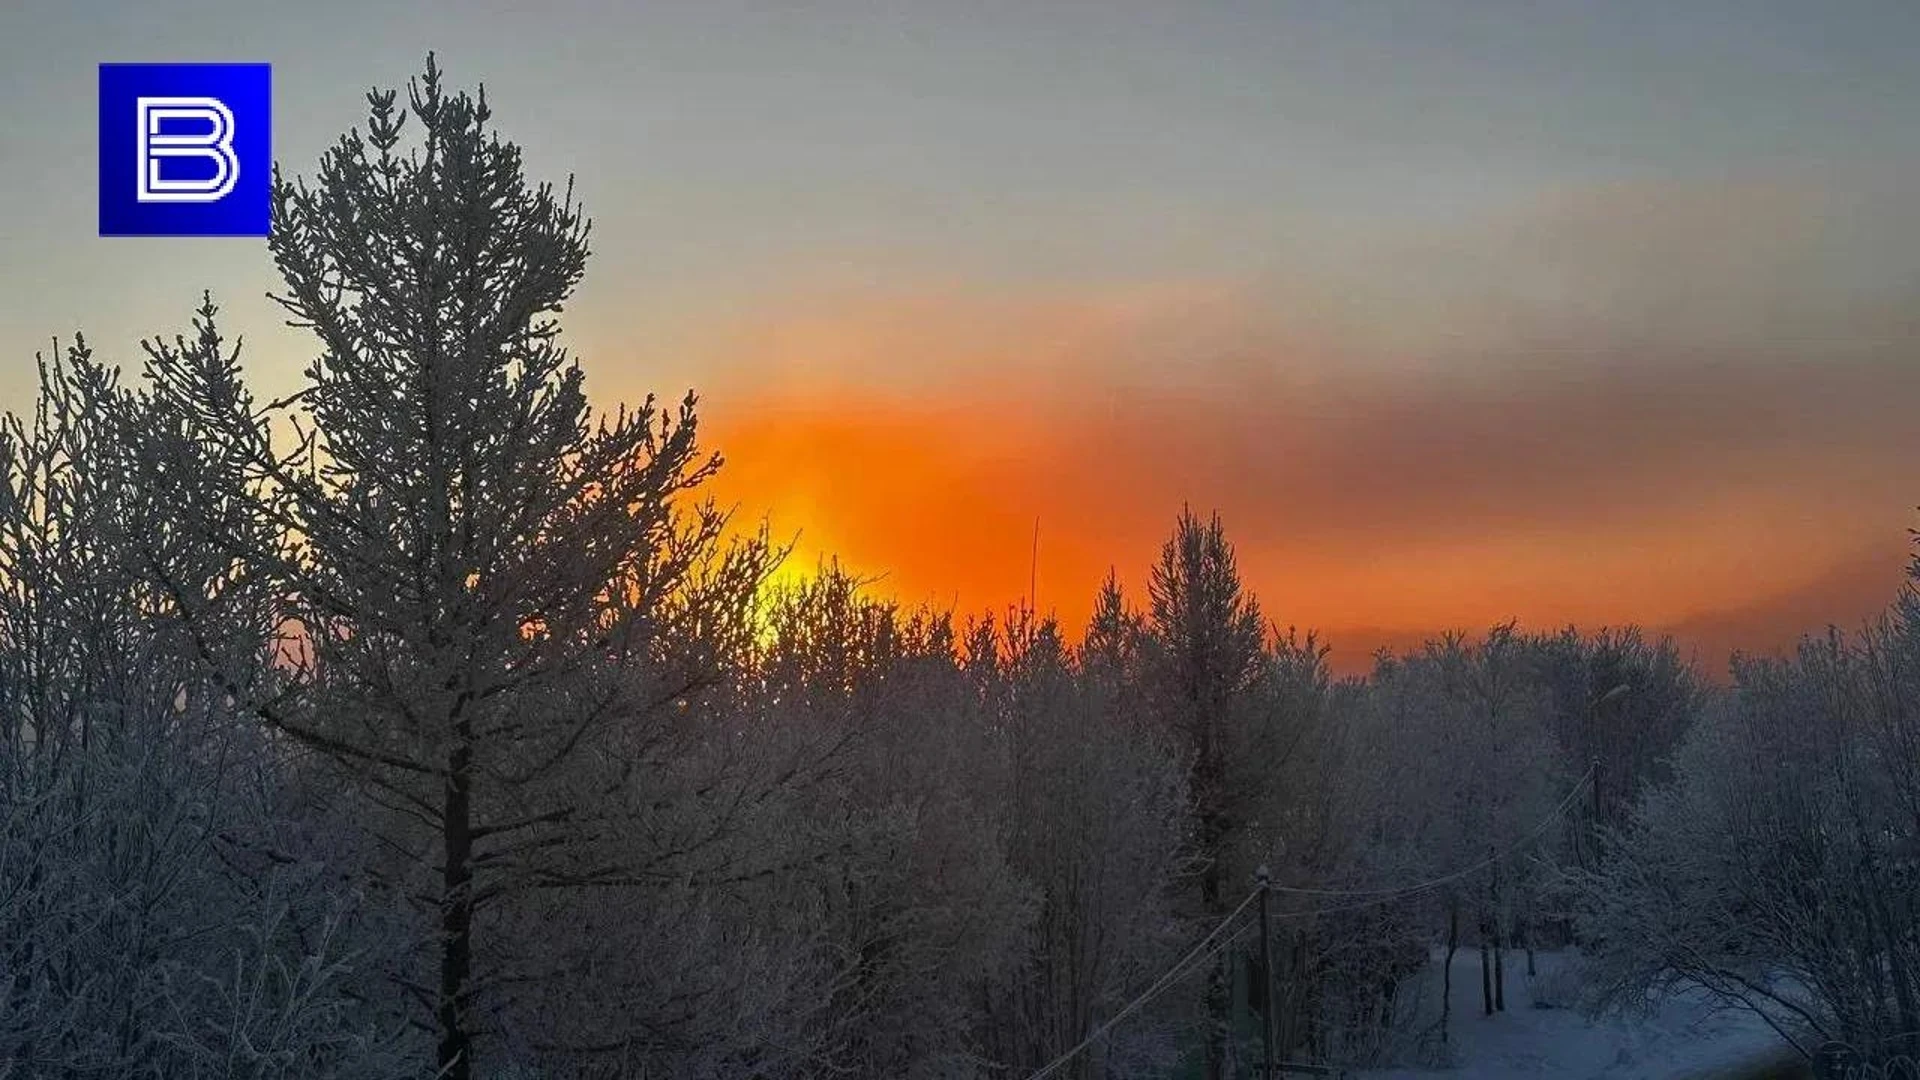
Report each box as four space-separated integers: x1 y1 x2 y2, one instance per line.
1 343 410 1078
977 602 1191 1080
1578 591 1920 1071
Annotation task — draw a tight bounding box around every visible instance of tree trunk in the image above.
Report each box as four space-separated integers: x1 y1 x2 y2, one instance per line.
1479 929 1492 1017
1206 953 1230 1080
1494 937 1506 1013
438 719 475 1080
1867 858 1920 1049
1489 846 1504 1012
1277 929 1300 1060
1198 707 1230 1080
1442 901 1458 1045
1200 812 1229 1080
1524 909 1537 978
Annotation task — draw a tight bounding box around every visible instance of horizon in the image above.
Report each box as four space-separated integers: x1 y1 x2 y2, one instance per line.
5 1 1918 675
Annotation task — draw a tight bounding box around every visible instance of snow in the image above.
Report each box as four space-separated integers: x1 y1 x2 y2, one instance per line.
1354 948 1805 1080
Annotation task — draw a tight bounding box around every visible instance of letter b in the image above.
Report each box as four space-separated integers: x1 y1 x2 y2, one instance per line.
136 96 239 203
101 63 272 235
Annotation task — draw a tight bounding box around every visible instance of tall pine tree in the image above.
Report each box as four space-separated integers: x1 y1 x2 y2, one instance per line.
1146 508 1267 1080
122 57 753 1079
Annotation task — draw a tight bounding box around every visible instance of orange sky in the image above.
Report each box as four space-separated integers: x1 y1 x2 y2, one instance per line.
701 378 1914 676
4 14 1913 679
1 9 1914 680
659 181 1920 675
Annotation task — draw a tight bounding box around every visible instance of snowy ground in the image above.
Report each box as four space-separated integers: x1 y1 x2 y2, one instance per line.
1353 948 1806 1080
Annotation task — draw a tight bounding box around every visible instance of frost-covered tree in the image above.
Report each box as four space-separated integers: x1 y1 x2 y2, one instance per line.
1432 626 1559 1016
1142 508 1267 1080
1245 667 1431 1066
1358 627 1559 1049
0 343 410 1078
1525 626 1701 862
753 568 1033 1079
1576 569 1920 1071
1138 508 1330 1078
975 602 1191 1080
116 56 761 1079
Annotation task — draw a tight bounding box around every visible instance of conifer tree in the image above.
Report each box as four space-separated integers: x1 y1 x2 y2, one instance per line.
1146 507 1267 1080
121 56 749 1079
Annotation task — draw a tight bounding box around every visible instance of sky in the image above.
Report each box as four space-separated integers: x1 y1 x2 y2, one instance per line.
3 0 1918 672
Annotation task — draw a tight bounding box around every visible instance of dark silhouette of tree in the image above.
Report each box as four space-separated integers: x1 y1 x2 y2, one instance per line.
1145 507 1266 1080
118 56 743 1080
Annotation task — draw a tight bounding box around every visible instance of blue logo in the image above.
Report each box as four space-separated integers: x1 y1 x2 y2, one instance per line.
99 63 271 237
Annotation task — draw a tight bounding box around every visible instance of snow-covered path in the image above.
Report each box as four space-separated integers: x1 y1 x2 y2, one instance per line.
1354 949 1803 1080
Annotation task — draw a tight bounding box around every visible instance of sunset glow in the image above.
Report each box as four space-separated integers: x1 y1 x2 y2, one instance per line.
689 267 1918 673
5 3 1917 674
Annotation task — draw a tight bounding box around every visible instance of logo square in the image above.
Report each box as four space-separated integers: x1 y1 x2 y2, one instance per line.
99 63 272 237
